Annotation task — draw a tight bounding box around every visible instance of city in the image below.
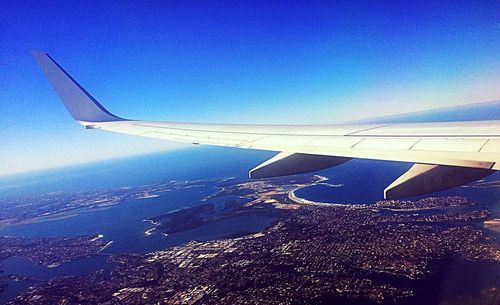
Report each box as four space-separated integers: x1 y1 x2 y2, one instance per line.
4 176 499 304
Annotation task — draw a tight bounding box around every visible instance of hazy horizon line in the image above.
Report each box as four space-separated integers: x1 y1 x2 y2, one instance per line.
2 98 499 178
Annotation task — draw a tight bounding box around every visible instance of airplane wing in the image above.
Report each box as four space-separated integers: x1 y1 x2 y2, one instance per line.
33 52 500 199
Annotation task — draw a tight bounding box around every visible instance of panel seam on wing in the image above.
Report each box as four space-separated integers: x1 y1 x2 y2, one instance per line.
343 124 393 136
478 139 490 152
130 124 500 138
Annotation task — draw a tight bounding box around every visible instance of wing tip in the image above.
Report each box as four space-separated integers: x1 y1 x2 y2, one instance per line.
31 50 47 57
33 51 125 124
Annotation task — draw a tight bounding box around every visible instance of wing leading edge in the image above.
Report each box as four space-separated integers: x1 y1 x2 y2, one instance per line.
33 52 500 199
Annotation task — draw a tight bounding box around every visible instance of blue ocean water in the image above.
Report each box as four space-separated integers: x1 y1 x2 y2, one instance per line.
0 147 274 199
0 146 279 247
0 147 276 303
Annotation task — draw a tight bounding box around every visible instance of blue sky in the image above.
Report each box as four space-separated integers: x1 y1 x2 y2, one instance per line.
1 1 499 176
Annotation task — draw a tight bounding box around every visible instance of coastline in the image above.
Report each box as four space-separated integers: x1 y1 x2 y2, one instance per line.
287 186 351 208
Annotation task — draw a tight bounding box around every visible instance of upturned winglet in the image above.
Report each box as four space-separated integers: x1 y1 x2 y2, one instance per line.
32 51 124 124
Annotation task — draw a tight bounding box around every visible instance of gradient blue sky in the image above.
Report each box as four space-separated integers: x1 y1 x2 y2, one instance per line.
1 1 500 176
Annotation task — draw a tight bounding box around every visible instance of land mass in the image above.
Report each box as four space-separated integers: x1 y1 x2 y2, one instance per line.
373 196 475 210
0 235 110 267
8 176 500 305
0 178 230 227
0 234 111 296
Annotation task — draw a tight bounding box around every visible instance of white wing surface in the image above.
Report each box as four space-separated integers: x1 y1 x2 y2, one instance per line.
33 52 500 199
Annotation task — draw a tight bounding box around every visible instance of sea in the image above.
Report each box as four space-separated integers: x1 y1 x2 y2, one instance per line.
0 147 282 303
1 101 499 304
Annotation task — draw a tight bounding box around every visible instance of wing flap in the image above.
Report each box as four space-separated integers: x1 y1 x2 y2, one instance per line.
411 138 487 152
306 137 362 149
353 138 419 150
